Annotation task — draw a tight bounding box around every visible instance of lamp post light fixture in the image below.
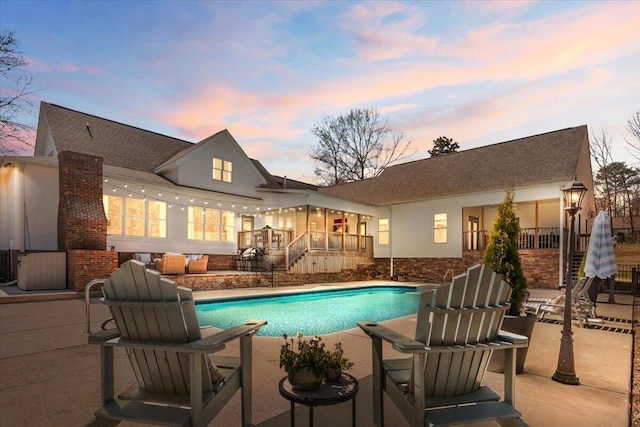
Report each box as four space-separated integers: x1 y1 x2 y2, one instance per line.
552 178 587 385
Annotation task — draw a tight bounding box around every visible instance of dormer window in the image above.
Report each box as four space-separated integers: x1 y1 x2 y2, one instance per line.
213 158 232 183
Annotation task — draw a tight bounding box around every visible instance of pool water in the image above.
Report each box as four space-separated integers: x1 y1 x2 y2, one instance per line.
195 286 420 337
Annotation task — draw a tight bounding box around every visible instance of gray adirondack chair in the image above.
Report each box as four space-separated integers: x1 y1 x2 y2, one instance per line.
88 260 266 427
358 264 529 427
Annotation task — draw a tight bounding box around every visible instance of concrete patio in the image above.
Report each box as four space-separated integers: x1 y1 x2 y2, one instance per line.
0 285 634 427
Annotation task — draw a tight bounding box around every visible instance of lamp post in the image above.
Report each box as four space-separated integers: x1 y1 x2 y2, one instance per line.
552 178 587 385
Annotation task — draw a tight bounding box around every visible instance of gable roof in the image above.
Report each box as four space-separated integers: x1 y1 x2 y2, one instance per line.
319 125 588 205
35 102 313 191
251 159 319 191
38 102 194 173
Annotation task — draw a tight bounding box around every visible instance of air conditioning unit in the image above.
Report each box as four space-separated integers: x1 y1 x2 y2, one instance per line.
17 252 66 290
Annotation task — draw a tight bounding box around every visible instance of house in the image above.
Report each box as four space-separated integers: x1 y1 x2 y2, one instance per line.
0 102 595 291
319 125 596 285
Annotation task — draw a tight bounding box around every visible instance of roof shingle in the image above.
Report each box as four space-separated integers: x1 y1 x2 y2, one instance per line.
319 126 587 205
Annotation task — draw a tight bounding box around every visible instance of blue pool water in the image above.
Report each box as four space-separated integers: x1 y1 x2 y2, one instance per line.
195 286 420 337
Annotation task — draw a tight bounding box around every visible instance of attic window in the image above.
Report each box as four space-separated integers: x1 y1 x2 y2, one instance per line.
213 158 232 183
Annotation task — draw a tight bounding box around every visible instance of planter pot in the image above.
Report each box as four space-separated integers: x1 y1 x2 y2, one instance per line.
324 367 342 382
488 313 536 374
288 368 323 391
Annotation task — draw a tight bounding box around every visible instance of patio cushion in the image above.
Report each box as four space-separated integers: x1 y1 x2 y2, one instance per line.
134 253 152 264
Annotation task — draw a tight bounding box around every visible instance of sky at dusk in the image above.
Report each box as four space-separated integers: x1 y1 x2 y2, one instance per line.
2 0 639 182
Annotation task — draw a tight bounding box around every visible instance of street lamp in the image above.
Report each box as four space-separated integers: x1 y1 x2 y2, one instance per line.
553 178 587 385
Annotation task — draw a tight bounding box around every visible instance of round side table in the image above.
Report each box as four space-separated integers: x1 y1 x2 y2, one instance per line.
278 373 359 427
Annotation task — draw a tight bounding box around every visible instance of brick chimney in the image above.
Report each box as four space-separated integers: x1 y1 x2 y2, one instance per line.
57 151 107 250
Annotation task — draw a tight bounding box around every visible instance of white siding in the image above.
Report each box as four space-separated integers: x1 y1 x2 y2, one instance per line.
374 184 565 259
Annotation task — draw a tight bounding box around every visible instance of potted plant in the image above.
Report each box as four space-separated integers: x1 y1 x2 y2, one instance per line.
324 342 354 382
280 332 328 390
484 189 536 374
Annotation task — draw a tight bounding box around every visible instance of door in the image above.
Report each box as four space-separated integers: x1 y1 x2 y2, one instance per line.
242 216 253 247
468 216 480 250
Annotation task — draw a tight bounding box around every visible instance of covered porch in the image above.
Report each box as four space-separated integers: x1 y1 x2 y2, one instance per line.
237 205 374 273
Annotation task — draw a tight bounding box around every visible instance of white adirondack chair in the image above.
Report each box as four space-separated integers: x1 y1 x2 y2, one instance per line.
88 260 266 426
524 276 596 326
358 264 529 427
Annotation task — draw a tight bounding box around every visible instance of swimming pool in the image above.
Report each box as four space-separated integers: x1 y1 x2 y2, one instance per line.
195 285 421 337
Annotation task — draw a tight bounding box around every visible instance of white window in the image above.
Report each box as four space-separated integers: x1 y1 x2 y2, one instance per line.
103 195 166 238
188 207 235 242
378 218 389 245
212 158 232 183
434 213 447 243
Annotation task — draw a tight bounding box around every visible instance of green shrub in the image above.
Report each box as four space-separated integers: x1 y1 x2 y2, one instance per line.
483 190 528 316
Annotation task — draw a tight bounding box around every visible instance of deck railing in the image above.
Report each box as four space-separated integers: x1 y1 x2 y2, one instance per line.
463 227 562 250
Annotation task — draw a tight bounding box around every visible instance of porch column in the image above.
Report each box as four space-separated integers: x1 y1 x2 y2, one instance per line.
306 205 310 249
535 201 539 249
342 211 346 254
324 208 328 251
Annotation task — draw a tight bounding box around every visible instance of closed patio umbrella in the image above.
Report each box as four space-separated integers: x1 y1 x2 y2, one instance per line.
583 211 617 303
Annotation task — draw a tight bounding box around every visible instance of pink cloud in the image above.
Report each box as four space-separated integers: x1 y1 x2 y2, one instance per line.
341 2 439 62
60 63 102 74
25 56 52 72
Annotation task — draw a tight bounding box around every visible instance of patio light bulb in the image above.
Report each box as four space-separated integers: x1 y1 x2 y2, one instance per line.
244 206 247 210
181 206 184 211
204 200 208 205
232 204 235 208
158 191 162 197
123 183 128 188
112 186 116 192
128 191 132 197
168 203 172 208
218 202 222 206
175 194 179 200
141 187 145 193
190 197 194 203
104 178 108 183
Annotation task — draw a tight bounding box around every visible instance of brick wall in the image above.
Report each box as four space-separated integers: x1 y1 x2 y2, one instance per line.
67 249 118 292
373 249 559 289
57 151 107 250
173 265 379 291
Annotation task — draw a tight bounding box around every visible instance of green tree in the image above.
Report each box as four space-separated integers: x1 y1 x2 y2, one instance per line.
428 136 459 157
309 108 414 186
595 161 640 233
483 190 528 316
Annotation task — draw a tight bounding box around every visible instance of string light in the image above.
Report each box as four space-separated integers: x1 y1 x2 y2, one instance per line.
100 178 360 217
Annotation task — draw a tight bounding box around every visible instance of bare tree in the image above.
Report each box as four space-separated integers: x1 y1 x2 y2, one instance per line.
309 108 414 186
428 136 459 157
0 30 37 155
626 110 640 160
590 129 615 219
